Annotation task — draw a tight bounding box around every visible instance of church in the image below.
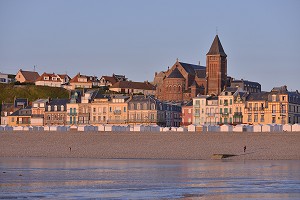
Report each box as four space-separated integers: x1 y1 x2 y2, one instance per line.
154 35 229 102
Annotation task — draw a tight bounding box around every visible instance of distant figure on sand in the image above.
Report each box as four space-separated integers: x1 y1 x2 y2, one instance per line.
244 146 246 153
69 147 71 152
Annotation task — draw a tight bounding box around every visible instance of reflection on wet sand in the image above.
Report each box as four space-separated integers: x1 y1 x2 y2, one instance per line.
0 158 300 199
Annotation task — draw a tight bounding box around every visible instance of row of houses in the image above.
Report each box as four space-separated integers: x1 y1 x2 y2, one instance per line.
1 91 181 127
8 69 155 94
182 86 300 126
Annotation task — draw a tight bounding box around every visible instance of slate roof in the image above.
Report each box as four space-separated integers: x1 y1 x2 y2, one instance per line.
246 92 269 101
10 106 32 116
167 68 184 78
179 62 206 74
206 35 227 57
110 81 156 90
45 99 69 111
19 70 40 83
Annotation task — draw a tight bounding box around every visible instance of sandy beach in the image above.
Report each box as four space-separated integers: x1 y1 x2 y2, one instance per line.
0 131 300 160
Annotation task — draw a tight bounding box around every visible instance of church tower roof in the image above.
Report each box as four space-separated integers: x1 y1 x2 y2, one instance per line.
206 35 227 57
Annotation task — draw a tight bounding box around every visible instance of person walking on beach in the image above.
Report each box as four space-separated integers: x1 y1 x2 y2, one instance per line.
244 145 246 153
69 147 71 152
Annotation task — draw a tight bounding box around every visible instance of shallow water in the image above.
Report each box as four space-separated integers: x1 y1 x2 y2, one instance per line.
0 158 300 199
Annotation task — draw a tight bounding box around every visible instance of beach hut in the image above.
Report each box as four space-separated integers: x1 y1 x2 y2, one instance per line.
43 126 51 131
134 125 145 132
150 125 160 132
49 126 59 131
233 124 245 132
104 125 112 132
283 124 292 132
220 124 233 132
188 124 196 132
171 127 177 131
292 124 300 132
162 127 171 132
97 125 105 132
129 126 134 132
253 124 263 132
143 125 151 132
0 126 4 131
13 126 23 131
176 127 187 132
262 124 274 132
272 124 283 132
69 125 78 131
23 126 33 131
244 125 253 132
124 125 130 132
207 125 220 132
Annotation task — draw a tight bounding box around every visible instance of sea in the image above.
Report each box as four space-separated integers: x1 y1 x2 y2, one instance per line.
0 158 300 200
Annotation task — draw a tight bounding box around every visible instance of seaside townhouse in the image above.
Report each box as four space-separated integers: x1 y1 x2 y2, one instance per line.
192 95 219 125
267 86 300 124
244 92 269 125
181 100 193 126
44 99 69 126
107 95 130 124
66 91 81 125
164 102 181 127
232 90 248 125
218 87 237 124
31 99 49 126
127 95 165 126
7 106 32 126
1 98 28 125
90 94 109 125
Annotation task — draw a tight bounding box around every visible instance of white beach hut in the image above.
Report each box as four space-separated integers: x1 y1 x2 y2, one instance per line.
283 124 292 132
220 124 233 132
177 127 187 132
49 126 59 131
23 126 32 131
13 126 23 131
233 124 244 132
253 124 263 132
134 125 145 132
162 127 171 132
262 124 274 132
188 124 196 132
130 126 134 132
104 125 112 132
292 124 300 132
171 127 177 131
43 126 51 131
97 125 105 132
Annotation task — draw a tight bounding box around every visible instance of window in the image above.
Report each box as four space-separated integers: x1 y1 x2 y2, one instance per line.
282 96 285 101
248 114 252 122
70 108 73 114
188 109 191 114
137 103 141 110
272 116 276 123
224 108 228 114
220 99 222 105
93 108 96 112
272 105 276 113
103 107 106 113
220 108 223 114
124 107 126 112
11 117 14 122
230 99 232 105
254 115 258 122
151 104 155 110
109 107 112 112
272 95 276 102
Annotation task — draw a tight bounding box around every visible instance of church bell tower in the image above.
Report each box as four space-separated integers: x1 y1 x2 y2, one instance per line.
206 35 227 95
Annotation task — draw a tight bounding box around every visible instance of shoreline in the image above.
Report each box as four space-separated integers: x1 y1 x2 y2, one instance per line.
1 131 300 160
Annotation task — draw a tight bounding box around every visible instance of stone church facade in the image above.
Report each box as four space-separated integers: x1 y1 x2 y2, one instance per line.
154 35 228 102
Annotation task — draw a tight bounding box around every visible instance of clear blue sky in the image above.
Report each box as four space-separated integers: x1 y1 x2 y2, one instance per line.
0 0 299 91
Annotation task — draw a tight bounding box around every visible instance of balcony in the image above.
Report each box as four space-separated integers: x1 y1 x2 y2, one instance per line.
234 112 243 116
194 113 200 117
194 104 200 108
221 113 229 117
67 112 78 116
31 114 44 118
113 110 121 115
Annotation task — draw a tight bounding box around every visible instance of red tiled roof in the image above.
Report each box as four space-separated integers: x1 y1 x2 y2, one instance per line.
19 70 40 82
110 81 156 90
70 73 93 83
35 72 61 82
101 76 118 85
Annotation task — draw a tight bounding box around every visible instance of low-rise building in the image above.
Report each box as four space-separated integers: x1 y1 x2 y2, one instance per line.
35 73 70 87
7 106 32 126
66 73 93 90
109 81 156 95
127 95 165 126
181 100 193 126
44 99 69 126
0 73 15 84
15 69 39 83
31 99 49 126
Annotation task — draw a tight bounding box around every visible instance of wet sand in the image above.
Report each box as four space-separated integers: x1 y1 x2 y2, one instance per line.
0 131 299 160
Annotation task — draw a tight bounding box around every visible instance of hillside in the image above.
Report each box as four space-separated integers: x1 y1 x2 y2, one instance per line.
0 83 69 104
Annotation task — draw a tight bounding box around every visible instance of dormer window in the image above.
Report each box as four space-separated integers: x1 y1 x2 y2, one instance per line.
48 105 51 111
272 95 277 102
54 105 57 111
44 76 49 80
61 105 64 111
